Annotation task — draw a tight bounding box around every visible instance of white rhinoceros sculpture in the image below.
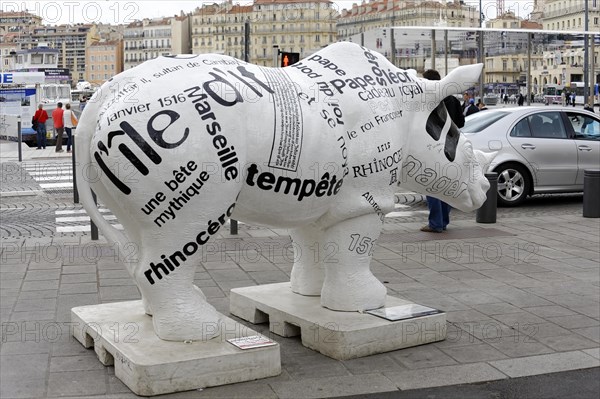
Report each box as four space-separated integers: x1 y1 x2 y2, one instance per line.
76 42 492 341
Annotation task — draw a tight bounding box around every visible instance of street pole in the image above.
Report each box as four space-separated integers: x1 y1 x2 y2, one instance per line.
444 29 448 76
527 33 532 106
244 19 250 63
478 0 484 102
272 45 279 67
584 0 589 105
592 35 597 108
431 29 436 72
390 16 396 66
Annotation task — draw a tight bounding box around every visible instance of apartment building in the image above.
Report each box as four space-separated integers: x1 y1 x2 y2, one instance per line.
86 40 123 85
250 0 337 66
190 0 337 66
542 0 600 31
123 15 190 69
191 2 252 59
11 24 97 82
0 11 42 36
536 0 599 90
337 0 479 41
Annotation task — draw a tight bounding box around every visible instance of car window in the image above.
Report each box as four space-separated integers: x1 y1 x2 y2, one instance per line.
528 112 567 139
461 111 510 133
510 118 531 137
565 112 600 141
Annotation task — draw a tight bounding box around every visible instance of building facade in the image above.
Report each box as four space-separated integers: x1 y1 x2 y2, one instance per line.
0 11 42 37
11 24 97 82
542 0 600 31
190 0 337 66
191 2 252 59
537 0 599 95
123 15 190 70
337 0 479 42
86 40 123 85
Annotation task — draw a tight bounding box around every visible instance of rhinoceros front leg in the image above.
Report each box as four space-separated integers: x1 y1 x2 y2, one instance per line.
290 224 325 296
321 214 387 311
132 239 222 341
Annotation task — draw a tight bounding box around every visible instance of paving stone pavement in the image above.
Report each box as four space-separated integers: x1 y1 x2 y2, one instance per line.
1 204 598 398
1 141 598 398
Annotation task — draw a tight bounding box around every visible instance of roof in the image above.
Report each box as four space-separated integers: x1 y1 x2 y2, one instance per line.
254 0 332 4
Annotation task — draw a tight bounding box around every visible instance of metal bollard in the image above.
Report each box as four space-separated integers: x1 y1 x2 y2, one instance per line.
583 169 600 218
91 190 99 240
17 117 22 162
476 172 498 224
72 134 78 203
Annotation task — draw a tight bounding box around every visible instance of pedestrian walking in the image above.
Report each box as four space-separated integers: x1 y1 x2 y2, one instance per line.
52 102 65 153
62 103 78 153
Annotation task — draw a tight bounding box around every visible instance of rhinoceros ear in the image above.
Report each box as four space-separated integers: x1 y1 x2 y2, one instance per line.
438 63 484 101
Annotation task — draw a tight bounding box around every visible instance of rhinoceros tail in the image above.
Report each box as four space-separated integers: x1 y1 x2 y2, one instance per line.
75 84 130 250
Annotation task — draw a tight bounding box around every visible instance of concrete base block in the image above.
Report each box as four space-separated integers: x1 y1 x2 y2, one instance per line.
71 301 281 396
230 282 446 360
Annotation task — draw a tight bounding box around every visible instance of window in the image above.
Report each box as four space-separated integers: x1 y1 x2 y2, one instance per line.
527 112 567 139
511 118 531 137
566 112 600 139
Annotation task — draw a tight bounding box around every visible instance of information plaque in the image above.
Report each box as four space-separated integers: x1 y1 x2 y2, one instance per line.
366 304 443 321
227 335 277 350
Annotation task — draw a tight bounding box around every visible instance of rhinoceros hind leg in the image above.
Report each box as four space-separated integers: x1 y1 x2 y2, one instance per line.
320 214 386 311
290 224 325 296
133 251 222 341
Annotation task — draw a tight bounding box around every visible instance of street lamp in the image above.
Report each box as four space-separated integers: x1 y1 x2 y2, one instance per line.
583 0 589 105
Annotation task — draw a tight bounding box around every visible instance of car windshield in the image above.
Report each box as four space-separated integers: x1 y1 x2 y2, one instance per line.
462 111 510 133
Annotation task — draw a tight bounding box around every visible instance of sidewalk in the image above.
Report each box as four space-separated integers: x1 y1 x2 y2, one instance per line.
0 140 73 163
1 196 598 398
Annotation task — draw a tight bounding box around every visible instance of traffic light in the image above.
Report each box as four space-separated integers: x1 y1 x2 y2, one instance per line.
281 52 300 67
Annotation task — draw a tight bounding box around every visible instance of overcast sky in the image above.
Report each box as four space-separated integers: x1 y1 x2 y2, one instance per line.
2 1 533 25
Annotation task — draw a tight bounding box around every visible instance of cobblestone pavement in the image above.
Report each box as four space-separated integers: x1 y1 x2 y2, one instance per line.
1 150 598 398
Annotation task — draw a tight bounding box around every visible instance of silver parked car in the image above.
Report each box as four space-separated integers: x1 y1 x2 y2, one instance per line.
463 107 600 206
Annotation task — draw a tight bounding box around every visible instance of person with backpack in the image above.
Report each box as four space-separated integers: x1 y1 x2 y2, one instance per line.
32 104 48 150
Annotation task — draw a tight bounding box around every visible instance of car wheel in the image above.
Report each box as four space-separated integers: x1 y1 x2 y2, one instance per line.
495 163 530 207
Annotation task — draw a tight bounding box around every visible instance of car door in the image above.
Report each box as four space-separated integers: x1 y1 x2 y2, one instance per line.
563 111 600 186
507 111 578 188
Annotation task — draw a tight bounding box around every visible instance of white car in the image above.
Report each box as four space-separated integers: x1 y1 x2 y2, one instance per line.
463 107 600 206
